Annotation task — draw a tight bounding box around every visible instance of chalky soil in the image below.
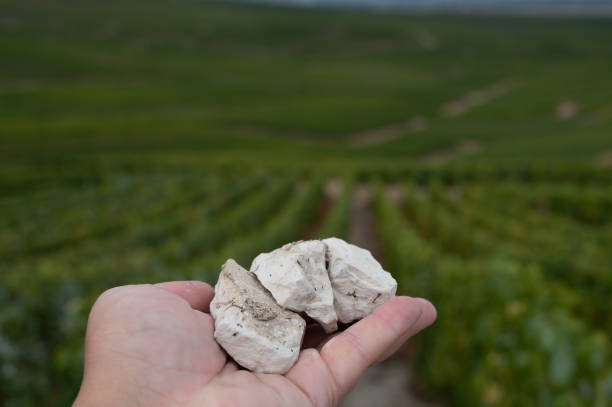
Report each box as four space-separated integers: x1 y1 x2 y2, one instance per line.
211 237 397 374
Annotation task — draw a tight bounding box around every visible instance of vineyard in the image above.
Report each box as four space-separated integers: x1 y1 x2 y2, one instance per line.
1 0 612 406
2 168 611 406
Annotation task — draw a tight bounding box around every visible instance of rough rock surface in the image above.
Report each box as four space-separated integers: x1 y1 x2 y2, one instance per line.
210 238 398 373
210 259 306 374
323 237 397 324
251 240 338 332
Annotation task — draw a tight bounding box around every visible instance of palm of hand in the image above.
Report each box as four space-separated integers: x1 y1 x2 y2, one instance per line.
75 282 436 407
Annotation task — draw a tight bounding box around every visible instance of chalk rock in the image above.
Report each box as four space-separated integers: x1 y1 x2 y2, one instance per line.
251 240 338 333
323 237 397 324
210 259 306 374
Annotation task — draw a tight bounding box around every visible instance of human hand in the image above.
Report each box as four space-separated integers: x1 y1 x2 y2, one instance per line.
73 281 436 407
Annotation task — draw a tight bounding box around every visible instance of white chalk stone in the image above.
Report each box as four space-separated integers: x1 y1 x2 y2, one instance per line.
210 259 306 374
322 237 397 324
251 240 338 333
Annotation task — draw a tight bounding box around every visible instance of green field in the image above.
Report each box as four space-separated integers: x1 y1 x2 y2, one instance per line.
1 1 612 406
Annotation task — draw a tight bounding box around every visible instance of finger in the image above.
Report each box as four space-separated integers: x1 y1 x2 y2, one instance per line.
286 296 433 406
155 281 214 312
320 296 427 396
374 298 437 363
286 349 339 407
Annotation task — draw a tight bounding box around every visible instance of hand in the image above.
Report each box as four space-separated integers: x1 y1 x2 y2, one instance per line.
73 281 436 407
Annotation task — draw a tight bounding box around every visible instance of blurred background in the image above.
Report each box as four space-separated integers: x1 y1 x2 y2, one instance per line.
1 0 611 406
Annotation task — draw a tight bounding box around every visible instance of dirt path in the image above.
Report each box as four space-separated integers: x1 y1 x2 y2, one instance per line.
350 78 516 146
231 78 517 149
581 104 612 127
346 78 516 146
385 183 405 207
555 99 579 120
347 185 381 256
350 116 428 147
340 185 437 407
420 139 483 166
595 151 612 167
441 78 519 117
303 179 343 240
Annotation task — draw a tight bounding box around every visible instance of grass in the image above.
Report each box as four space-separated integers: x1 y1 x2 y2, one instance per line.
2 0 612 166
